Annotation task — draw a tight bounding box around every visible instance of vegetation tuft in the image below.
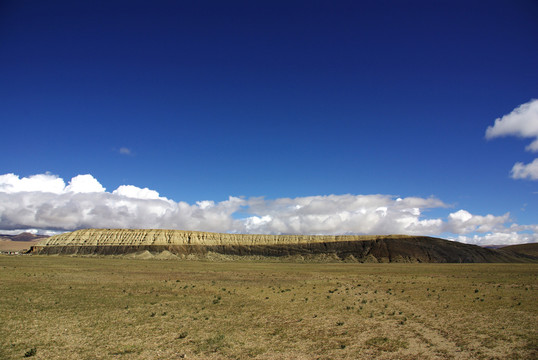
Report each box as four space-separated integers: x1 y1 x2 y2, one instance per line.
23 348 36 357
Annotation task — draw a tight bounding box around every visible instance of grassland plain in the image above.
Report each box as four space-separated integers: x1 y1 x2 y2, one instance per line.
0 256 536 359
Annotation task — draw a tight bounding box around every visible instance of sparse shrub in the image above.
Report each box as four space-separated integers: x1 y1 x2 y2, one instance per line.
24 348 37 357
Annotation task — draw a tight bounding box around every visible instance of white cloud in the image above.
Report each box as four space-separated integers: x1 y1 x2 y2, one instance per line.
485 99 538 151
455 231 538 246
446 210 509 234
0 173 536 245
0 173 66 194
119 147 132 155
448 209 473 222
65 174 106 193
113 185 163 200
486 99 538 180
511 158 538 180
241 194 447 235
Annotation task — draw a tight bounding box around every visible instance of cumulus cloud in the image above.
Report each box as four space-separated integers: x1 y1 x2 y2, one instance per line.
446 210 510 234
113 185 163 200
511 158 538 180
455 229 538 246
242 194 447 235
0 173 250 234
0 173 536 244
0 173 66 194
486 99 538 180
65 174 106 193
485 99 538 151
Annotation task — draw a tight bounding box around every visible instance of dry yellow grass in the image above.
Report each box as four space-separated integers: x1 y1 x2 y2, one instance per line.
0 239 41 252
0 256 536 359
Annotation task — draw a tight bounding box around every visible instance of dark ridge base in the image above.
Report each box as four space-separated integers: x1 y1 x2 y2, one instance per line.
30 237 525 263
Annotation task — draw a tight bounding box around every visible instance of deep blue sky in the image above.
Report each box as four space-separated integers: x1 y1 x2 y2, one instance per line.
1 1 537 240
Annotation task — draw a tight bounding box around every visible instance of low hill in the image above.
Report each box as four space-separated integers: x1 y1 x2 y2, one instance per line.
29 228 534 263
498 243 538 260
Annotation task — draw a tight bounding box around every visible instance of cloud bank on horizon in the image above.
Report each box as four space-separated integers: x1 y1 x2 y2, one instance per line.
0 172 535 245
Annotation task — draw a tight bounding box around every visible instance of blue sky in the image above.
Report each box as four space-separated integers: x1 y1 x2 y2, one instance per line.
1 1 537 244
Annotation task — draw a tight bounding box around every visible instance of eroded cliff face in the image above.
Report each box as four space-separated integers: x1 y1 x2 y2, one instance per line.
36 229 408 247
29 229 525 263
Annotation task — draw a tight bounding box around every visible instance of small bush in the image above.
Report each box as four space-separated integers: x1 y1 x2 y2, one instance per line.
24 348 37 357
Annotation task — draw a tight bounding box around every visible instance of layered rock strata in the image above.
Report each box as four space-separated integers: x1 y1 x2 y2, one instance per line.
30 228 524 263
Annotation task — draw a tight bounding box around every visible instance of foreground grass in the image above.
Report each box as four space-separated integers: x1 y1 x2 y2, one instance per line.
0 256 536 359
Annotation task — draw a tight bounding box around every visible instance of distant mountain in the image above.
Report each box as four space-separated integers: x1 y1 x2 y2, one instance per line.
0 233 49 252
0 232 49 242
29 229 536 263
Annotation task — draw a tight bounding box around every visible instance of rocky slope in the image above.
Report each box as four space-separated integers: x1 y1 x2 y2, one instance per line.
29 228 531 263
